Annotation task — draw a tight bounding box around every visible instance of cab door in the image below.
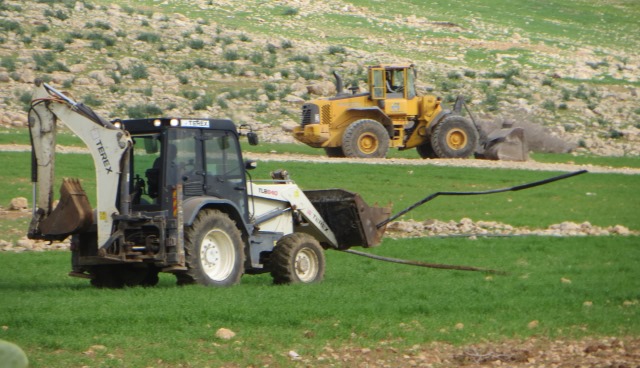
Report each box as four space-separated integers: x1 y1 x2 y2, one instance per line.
202 130 249 221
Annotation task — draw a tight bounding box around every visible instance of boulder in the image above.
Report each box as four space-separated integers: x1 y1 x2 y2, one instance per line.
9 197 28 210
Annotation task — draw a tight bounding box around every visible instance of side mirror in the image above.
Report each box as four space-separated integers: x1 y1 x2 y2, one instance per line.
247 132 259 146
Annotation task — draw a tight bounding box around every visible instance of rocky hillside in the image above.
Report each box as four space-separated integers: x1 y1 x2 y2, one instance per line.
1 0 639 156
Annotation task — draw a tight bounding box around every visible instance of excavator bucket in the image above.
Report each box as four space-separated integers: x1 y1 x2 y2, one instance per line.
303 189 391 250
33 178 93 240
481 127 529 161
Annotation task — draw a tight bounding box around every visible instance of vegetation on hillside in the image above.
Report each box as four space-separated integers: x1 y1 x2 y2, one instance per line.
1 0 639 155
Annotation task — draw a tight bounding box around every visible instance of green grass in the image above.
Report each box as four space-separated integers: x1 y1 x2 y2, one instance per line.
531 153 640 169
0 127 85 147
2 151 638 232
0 236 638 367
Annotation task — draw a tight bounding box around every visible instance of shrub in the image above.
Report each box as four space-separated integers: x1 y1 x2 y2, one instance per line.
137 32 160 43
83 95 103 107
177 74 189 84
44 9 69 21
266 44 277 54
126 104 163 118
607 129 623 139
289 54 310 63
249 52 264 65
217 98 228 109
483 92 499 111
189 39 205 50
281 40 293 49
542 100 556 111
17 91 32 110
0 19 22 33
35 24 50 33
255 103 268 113
33 52 56 70
1 56 16 72
282 6 299 16
239 34 251 42
463 70 476 78
130 64 149 80
94 21 112 30
193 94 214 110
182 90 199 100
447 71 461 80
328 45 346 55
223 50 239 61
218 36 234 45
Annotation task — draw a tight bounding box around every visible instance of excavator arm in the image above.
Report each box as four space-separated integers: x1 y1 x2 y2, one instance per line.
28 80 132 248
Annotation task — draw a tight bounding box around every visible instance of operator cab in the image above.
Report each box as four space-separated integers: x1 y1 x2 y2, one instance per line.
369 64 417 100
121 118 251 222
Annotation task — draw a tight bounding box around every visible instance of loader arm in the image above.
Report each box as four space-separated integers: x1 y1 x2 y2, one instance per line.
28 80 132 248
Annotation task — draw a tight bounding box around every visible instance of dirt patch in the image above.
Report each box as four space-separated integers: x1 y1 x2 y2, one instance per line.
300 336 640 367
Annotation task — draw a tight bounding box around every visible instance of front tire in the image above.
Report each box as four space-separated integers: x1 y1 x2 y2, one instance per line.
430 115 478 158
270 233 325 285
342 119 390 158
181 209 245 287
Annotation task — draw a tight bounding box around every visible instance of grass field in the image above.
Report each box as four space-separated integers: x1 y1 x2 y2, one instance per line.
1 147 639 365
2 150 639 240
1 235 638 367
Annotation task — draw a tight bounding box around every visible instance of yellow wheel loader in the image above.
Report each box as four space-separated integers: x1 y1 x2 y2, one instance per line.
293 64 479 159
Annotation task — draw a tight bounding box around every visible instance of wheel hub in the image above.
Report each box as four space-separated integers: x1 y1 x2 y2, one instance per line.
358 133 378 154
446 129 467 150
294 248 318 282
199 229 234 281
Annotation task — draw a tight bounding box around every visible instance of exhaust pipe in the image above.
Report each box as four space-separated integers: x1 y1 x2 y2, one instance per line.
333 71 348 96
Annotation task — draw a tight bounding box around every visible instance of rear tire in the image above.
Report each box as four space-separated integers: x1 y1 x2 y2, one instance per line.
430 115 478 158
342 119 389 158
416 141 437 159
324 146 345 158
180 209 245 287
270 233 325 285
89 264 159 288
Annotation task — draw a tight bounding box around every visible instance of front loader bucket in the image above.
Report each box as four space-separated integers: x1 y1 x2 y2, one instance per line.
30 178 93 241
304 189 391 250
481 127 529 161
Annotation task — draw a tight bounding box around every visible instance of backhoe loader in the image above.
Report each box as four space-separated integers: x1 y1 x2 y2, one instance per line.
293 64 480 159
27 81 390 288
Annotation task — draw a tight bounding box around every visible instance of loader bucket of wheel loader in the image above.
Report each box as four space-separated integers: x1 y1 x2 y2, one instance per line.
303 189 391 250
480 127 529 161
29 178 93 241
